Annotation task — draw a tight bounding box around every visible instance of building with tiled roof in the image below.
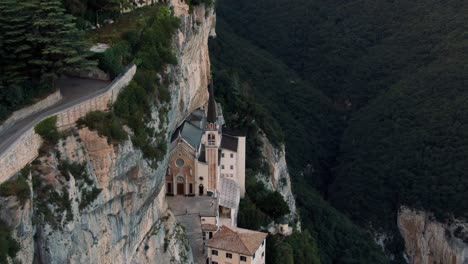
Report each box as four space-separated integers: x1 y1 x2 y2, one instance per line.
206 225 267 264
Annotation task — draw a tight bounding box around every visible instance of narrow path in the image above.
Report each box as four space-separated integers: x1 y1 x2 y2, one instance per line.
0 77 110 155
168 196 217 264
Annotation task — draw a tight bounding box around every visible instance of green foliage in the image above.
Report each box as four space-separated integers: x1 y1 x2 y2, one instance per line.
218 0 468 257
267 232 321 264
0 167 30 204
0 220 20 263
187 0 214 8
79 186 101 210
246 178 290 221
0 0 95 121
57 159 101 210
237 197 269 230
210 15 389 264
79 5 178 163
34 116 59 144
77 111 128 144
95 41 131 78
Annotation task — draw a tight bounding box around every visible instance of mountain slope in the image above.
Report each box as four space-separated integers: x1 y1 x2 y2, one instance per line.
209 18 388 264
215 0 468 261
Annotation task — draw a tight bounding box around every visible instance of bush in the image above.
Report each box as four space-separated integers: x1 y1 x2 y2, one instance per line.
95 41 132 78
77 111 127 144
79 187 101 210
0 170 30 204
0 220 20 263
34 116 59 144
238 198 269 230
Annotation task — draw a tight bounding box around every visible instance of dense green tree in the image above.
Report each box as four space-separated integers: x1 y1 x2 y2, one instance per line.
0 0 34 118
210 16 389 264
28 0 94 83
0 220 20 263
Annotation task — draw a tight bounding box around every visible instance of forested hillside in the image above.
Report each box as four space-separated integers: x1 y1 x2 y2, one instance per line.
0 0 94 121
210 19 389 264
214 0 468 261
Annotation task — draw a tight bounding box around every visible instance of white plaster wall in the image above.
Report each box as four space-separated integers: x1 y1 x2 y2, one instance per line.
220 149 237 178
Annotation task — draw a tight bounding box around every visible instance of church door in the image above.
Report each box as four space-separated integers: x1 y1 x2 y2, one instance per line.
199 184 204 196
177 183 184 195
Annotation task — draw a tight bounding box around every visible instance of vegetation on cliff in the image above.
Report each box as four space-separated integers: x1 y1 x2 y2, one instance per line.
80 4 179 163
210 18 389 264
216 0 468 260
0 220 20 264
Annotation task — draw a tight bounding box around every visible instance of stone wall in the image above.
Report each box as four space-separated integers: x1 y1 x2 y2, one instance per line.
0 90 62 133
0 65 136 184
56 65 136 129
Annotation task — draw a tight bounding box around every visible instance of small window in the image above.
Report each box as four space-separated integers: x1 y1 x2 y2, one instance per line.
212 249 218 256
209 232 213 239
262 240 265 246
253 253 256 259
230 165 234 170
262 252 264 257
226 253 232 259
212 262 218 264
221 165 225 169
240 256 247 262
222 153 225 158
230 153 234 158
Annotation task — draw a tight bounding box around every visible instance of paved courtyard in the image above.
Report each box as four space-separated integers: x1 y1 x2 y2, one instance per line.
167 196 217 264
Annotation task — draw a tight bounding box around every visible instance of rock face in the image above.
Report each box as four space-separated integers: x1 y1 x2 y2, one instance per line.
398 206 468 264
1 2 215 264
256 132 298 224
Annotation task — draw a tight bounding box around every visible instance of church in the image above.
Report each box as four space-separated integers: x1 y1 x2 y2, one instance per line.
165 84 246 200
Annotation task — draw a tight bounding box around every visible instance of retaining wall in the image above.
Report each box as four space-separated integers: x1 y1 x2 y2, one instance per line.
0 90 62 134
0 65 136 184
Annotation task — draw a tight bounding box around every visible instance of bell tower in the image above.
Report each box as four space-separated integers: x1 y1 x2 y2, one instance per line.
205 83 219 192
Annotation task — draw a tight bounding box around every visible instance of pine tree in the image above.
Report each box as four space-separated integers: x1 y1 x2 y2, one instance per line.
0 0 34 117
28 0 95 83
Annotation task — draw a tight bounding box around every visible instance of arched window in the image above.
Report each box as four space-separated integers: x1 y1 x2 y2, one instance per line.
208 134 215 145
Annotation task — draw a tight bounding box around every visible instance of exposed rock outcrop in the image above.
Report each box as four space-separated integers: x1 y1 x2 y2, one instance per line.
255 132 298 225
398 206 468 264
1 2 215 263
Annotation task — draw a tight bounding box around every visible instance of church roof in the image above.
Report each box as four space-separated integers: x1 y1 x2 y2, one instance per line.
206 225 267 256
218 177 240 210
171 121 204 149
221 134 239 152
207 83 217 124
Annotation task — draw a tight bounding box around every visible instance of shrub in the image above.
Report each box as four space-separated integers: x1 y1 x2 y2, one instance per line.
77 111 127 144
34 116 59 144
79 187 101 210
95 41 131 78
0 172 29 204
0 220 20 263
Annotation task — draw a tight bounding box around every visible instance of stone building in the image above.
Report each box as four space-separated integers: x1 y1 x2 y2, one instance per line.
206 225 267 264
165 84 246 226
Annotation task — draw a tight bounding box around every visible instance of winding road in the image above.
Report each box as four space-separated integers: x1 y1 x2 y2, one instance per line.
0 77 110 156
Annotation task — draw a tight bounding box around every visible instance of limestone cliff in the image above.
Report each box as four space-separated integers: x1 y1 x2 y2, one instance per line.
255 132 299 225
398 206 468 264
0 2 216 264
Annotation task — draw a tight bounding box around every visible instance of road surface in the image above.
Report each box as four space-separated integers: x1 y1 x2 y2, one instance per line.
0 77 110 156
